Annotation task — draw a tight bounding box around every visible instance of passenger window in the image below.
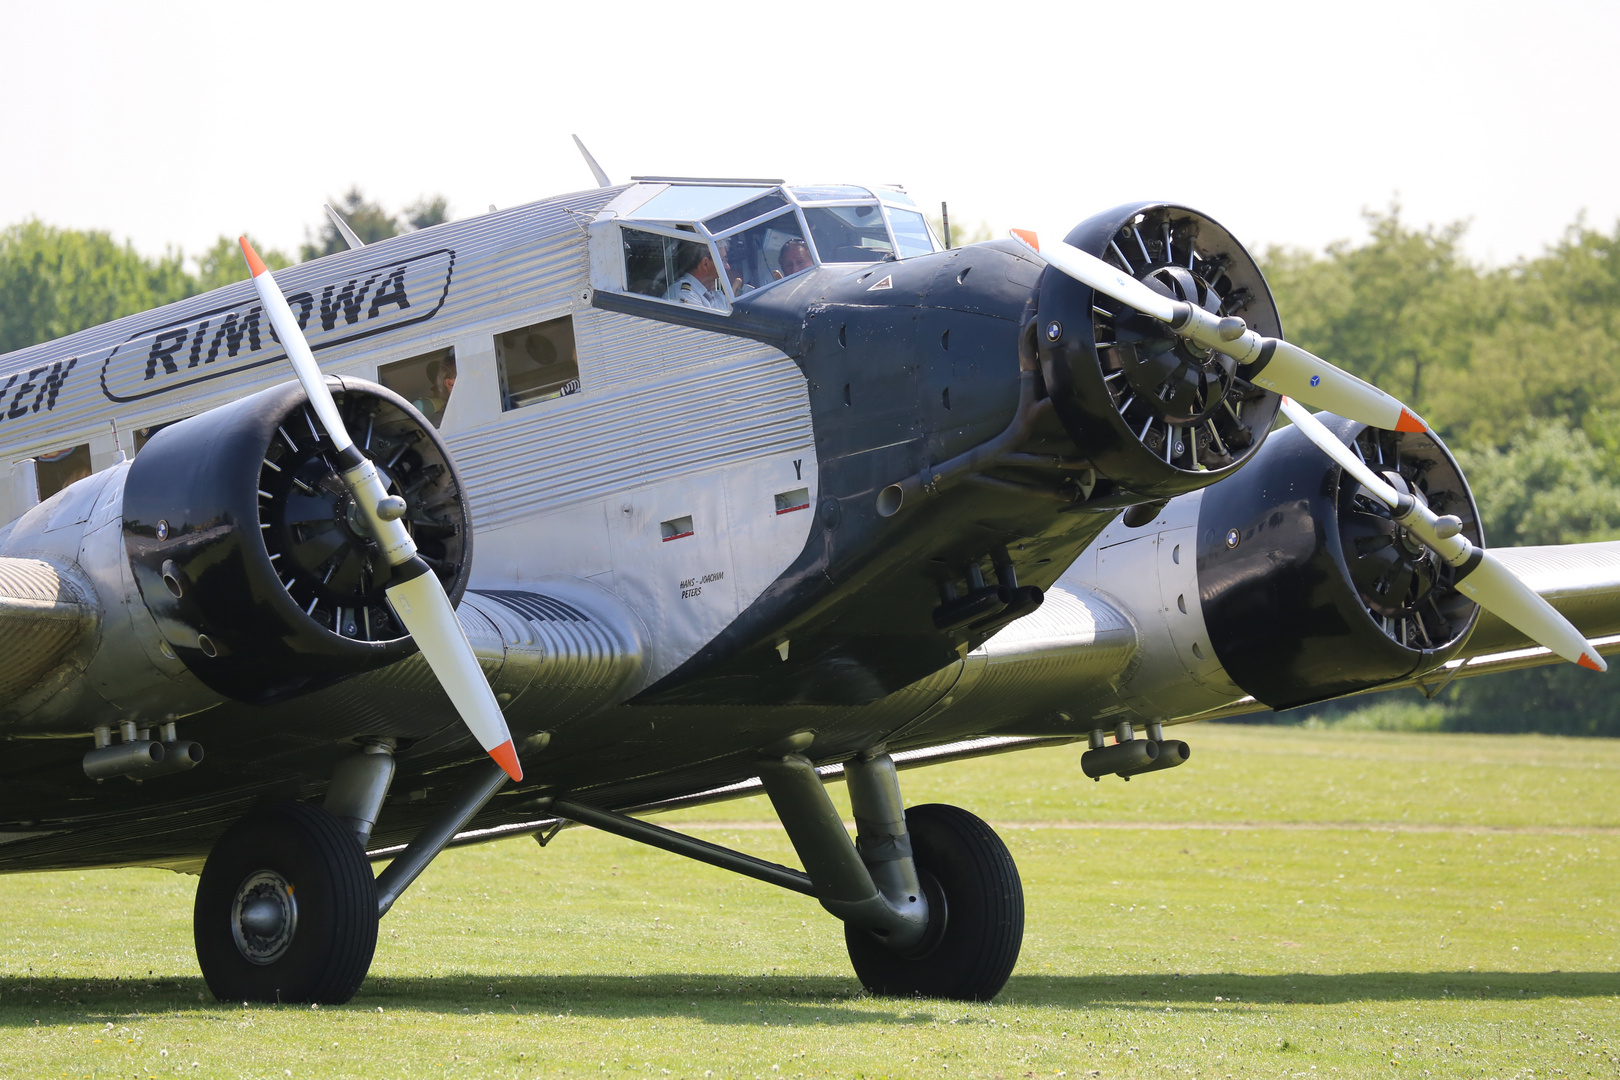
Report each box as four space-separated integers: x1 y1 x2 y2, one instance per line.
804 206 893 263
378 347 457 427
495 317 580 411
621 228 727 310
36 444 91 500
721 211 812 295
133 420 184 452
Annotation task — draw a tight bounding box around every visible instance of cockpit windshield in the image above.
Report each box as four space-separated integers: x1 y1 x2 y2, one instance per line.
802 205 892 263
610 181 939 311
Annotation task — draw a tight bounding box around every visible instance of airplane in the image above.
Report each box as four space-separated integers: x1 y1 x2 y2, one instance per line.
0 157 1615 1006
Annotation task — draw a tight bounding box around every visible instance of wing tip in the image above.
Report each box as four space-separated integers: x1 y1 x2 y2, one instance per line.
1396 407 1427 433
238 236 269 278
489 740 524 782
1579 652 1607 672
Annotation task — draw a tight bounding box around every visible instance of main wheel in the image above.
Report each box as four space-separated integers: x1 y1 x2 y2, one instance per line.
844 803 1023 1001
194 801 378 1004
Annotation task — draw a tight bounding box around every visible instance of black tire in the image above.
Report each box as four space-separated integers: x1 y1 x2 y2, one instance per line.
194 801 377 1004
845 803 1023 1001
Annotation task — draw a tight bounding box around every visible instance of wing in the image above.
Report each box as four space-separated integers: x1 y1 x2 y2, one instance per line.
0 557 96 706
1463 541 1620 655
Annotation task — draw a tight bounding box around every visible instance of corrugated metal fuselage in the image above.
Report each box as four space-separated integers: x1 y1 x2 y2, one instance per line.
0 185 1223 872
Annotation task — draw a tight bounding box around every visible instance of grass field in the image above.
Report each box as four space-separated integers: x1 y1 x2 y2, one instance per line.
0 725 1615 1078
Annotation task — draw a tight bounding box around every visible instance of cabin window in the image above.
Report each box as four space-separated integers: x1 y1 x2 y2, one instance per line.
133 420 185 452
35 444 91 500
621 229 728 310
378 347 457 427
494 317 580 411
804 205 894 263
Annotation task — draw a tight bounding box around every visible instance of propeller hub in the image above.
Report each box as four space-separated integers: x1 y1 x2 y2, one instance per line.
1335 423 1479 643
1112 263 1238 428
256 388 468 642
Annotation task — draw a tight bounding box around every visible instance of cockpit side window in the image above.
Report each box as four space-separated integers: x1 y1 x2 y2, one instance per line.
719 210 812 295
887 208 937 259
803 205 894 263
621 228 728 311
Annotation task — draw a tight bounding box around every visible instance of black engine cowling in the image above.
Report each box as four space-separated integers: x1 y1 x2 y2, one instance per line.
123 378 471 703
1196 415 1482 709
1036 202 1284 500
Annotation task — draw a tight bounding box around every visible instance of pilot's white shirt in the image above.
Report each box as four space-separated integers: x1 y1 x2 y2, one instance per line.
669 273 724 309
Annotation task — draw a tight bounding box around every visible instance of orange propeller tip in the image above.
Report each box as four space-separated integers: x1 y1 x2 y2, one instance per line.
1578 652 1607 672
1010 228 1039 251
1396 407 1427 433
237 236 269 278
488 740 523 782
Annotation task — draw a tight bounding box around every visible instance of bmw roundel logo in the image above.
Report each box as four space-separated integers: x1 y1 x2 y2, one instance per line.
1225 528 1240 548
1309 374 1321 387
1045 321 1063 342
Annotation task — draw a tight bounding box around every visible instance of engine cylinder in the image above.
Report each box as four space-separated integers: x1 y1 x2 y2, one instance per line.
123 378 471 703
1196 416 1482 709
1035 202 1284 499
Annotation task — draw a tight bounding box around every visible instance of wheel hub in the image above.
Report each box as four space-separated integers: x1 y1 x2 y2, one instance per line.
230 870 298 966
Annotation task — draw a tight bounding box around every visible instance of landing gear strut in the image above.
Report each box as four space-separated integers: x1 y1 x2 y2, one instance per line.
554 748 1026 1001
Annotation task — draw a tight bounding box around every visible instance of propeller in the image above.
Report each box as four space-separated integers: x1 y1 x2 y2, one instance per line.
238 238 524 781
1278 396 1606 672
1009 230 1428 435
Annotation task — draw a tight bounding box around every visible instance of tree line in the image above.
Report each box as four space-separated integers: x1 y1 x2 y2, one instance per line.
0 194 1615 733
0 187 447 356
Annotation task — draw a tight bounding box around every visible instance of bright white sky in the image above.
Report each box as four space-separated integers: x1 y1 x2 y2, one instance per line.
3 0 1615 269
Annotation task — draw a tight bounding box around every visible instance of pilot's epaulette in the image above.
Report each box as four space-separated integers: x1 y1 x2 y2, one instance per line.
680 282 693 292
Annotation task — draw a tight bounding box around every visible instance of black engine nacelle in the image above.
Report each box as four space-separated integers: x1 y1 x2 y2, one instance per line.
1036 202 1284 500
1196 416 1482 709
123 378 471 703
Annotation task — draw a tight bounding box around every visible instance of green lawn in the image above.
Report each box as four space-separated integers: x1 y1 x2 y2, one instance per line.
1 725 1616 1077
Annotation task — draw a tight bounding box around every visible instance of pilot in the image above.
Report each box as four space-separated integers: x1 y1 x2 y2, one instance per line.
667 245 725 309
778 238 814 277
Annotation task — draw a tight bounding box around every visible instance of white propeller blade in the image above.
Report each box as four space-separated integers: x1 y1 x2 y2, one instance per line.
239 239 524 781
1009 230 1428 434
1279 397 1606 672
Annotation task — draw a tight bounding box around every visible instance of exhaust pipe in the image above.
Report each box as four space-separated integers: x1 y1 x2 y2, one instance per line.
154 739 205 774
82 724 204 781
1081 739 1158 778
933 585 1011 632
84 739 165 780
1121 740 1191 776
